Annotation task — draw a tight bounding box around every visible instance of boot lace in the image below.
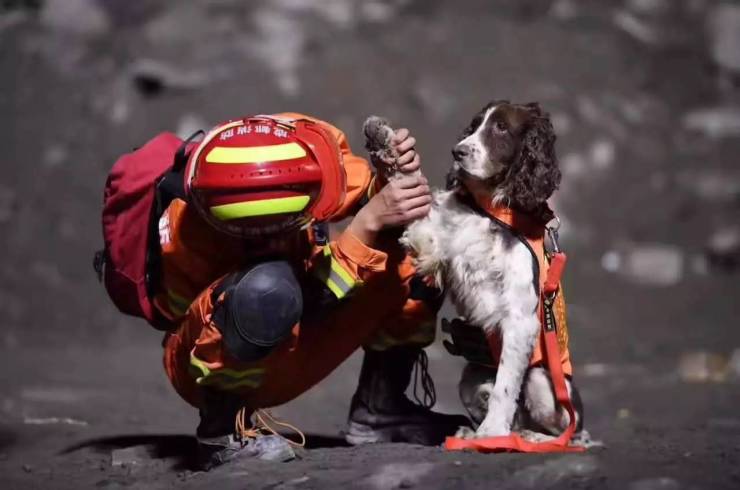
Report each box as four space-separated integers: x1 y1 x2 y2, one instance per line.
411 349 437 409
235 407 306 448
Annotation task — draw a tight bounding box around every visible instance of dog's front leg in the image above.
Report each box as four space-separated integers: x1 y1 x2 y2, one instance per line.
475 312 539 437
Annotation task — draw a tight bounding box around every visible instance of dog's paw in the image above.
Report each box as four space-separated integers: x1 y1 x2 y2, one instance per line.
474 421 510 438
454 426 477 439
518 429 556 443
571 429 605 449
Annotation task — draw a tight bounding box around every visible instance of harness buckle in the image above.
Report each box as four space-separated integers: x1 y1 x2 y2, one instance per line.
546 215 562 255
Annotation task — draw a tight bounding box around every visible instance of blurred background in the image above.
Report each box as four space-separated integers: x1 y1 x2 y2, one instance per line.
1 0 739 488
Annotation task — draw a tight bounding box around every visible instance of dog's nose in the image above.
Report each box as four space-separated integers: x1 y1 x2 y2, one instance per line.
452 144 471 161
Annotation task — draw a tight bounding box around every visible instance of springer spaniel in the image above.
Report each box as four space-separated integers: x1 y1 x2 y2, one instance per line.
369 102 586 442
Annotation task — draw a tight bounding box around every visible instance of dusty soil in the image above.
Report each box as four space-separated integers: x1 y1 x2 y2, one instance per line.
1 0 739 488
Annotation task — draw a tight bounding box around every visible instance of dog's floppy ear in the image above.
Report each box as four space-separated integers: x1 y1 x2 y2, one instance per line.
506 106 561 221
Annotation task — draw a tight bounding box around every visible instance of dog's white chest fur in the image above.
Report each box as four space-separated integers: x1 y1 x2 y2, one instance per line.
402 190 539 335
401 190 544 437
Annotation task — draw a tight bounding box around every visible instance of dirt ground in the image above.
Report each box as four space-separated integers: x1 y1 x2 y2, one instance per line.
1 1 739 488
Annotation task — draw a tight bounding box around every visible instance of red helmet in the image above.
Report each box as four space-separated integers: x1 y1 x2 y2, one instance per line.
185 115 346 237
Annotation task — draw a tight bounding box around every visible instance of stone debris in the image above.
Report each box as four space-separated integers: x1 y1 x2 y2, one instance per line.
682 106 740 139
129 59 212 97
678 351 730 383
40 0 110 37
23 416 88 426
589 139 616 170
601 244 684 286
42 144 68 169
365 462 434 490
507 456 599 488
626 0 672 16
111 445 152 468
707 3 740 74
706 226 740 270
630 477 681 490
728 348 740 380
549 0 579 21
678 170 740 203
612 10 659 45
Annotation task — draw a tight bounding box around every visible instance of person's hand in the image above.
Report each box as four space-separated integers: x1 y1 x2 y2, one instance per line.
348 174 432 246
391 128 421 174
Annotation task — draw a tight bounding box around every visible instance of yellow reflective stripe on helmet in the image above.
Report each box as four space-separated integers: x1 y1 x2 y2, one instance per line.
205 143 306 164
210 195 311 220
189 354 265 390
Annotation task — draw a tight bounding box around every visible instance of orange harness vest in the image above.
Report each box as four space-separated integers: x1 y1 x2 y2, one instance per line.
444 196 583 454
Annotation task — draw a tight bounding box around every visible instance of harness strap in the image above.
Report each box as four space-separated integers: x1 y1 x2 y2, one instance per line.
445 251 584 453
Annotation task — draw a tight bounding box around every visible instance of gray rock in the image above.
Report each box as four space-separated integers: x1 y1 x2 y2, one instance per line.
129 59 212 96
602 244 684 286
682 106 740 139
111 445 152 467
630 477 681 490
626 0 672 16
365 463 434 490
508 456 599 488
40 0 110 37
707 4 740 73
706 226 740 270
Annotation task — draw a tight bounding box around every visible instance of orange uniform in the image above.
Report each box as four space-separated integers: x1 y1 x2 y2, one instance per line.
157 114 436 409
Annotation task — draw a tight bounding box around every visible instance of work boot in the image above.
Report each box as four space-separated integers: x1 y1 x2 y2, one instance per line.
345 346 470 446
195 389 295 470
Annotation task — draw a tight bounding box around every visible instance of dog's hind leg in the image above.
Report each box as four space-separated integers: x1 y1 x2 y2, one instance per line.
522 367 583 435
475 312 539 437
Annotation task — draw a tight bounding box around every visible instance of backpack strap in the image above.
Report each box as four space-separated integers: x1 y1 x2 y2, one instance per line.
144 130 205 329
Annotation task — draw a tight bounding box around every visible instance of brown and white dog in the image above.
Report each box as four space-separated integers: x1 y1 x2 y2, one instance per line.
397 101 586 441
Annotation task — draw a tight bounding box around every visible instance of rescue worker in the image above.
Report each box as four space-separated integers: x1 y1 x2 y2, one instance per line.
156 113 467 468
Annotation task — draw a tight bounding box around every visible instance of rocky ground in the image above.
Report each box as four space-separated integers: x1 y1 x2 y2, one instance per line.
1 0 740 488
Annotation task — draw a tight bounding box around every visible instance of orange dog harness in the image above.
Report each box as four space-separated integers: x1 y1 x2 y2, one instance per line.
444 199 584 454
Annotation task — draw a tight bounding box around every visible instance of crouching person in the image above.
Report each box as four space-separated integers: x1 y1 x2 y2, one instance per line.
150 114 467 469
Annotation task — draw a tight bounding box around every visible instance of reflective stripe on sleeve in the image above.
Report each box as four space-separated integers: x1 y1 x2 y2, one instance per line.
314 246 358 299
189 354 265 390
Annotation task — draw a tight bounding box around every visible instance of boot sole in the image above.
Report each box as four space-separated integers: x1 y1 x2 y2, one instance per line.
344 421 400 445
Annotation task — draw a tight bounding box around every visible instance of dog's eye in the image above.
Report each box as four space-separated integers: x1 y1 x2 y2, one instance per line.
493 121 508 134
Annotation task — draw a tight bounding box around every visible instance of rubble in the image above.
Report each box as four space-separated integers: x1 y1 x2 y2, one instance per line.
42 144 67 169
612 10 659 45
678 351 729 383
601 244 684 286
706 226 740 271
111 446 152 468
365 463 434 490
23 416 88 426
707 3 740 74
507 456 599 488
40 0 110 37
129 59 212 97
682 106 740 139
629 477 681 490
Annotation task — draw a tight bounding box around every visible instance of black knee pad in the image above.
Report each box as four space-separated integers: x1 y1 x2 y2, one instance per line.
215 261 303 362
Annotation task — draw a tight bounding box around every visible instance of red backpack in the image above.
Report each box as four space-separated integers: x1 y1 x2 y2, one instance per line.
95 131 202 330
